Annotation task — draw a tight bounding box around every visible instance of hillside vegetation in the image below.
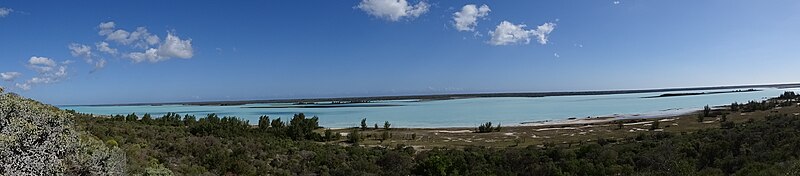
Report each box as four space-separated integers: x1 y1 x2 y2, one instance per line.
0 88 125 175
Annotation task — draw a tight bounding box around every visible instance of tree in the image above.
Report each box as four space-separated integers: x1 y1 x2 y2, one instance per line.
141 113 153 124
324 129 335 142
697 113 705 122
258 115 270 130
348 129 361 144
731 102 740 111
271 118 284 129
361 118 368 130
287 113 320 140
374 123 379 130
183 114 196 126
144 159 174 176
477 122 496 133
380 131 390 143
703 105 712 117
721 121 735 129
384 121 391 130
126 113 138 122
650 120 660 131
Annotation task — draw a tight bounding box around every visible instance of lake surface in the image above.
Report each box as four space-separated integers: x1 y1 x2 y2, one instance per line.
62 88 800 128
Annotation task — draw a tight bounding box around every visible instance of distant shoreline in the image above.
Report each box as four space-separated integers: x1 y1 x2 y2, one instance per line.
641 88 760 98
65 82 800 107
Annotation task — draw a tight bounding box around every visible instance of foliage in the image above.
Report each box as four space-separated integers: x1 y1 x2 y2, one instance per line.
649 120 660 130
0 92 125 175
8 90 800 175
71 102 800 175
380 131 390 142
348 129 361 144
356 118 365 130
476 122 501 133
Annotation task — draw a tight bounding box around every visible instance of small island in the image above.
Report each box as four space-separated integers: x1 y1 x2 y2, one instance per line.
643 89 760 98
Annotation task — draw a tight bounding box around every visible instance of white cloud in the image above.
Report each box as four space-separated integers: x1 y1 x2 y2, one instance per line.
533 22 556 44
126 32 193 63
15 83 30 91
0 7 12 18
29 56 56 67
17 57 71 91
357 0 429 21
95 21 193 63
28 56 57 72
613 1 621 5
1 72 22 81
69 43 92 58
157 33 193 59
453 4 490 32
98 22 160 47
106 30 131 43
96 42 118 55
127 48 160 63
554 53 560 58
98 21 116 35
94 59 107 70
488 21 556 45
68 43 109 71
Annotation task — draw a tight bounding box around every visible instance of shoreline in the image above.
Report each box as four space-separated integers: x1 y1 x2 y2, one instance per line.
327 107 701 130
329 109 699 131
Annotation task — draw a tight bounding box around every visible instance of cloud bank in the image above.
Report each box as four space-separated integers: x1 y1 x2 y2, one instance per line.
95 21 194 63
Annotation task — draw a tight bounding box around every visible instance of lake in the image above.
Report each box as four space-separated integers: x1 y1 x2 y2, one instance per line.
62 88 800 128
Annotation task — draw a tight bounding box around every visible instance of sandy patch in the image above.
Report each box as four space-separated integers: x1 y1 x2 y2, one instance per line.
658 118 677 122
624 121 653 126
536 127 577 131
435 130 473 134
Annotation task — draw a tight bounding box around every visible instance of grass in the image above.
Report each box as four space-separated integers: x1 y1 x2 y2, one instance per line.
321 104 800 149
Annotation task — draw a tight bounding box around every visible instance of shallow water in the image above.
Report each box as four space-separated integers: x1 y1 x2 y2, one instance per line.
62 88 800 128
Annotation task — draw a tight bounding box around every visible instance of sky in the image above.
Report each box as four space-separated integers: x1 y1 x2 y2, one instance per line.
1 0 799 105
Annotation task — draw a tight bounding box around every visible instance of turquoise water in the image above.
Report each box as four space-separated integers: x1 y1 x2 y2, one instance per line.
62 88 800 128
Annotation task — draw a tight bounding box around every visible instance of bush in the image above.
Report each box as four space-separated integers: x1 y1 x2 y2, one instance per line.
476 122 501 133
0 92 125 175
650 120 660 131
348 129 361 144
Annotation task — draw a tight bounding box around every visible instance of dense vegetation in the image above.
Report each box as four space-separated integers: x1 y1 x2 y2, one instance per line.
476 121 502 133
65 92 800 175
4 87 800 175
0 88 124 175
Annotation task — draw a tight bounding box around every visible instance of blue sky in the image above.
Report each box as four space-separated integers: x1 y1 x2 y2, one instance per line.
1 0 799 105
